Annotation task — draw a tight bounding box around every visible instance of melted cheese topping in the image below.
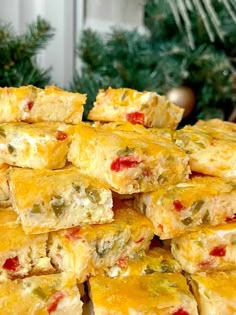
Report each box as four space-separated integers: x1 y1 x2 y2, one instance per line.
88 87 183 128
9 166 113 234
68 123 190 194
0 85 86 124
135 175 236 239
48 204 154 282
171 222 236 273
89 273 198 314
191 271 236 315
0 273 83 314
174 122 236 177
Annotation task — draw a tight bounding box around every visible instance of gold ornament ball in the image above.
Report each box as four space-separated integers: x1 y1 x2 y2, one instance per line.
167 86 195 118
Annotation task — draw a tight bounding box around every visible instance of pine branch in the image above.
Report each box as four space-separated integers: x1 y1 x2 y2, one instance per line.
12 16 55 61
77 29 106 70
0 17 54 87
72 1 235 122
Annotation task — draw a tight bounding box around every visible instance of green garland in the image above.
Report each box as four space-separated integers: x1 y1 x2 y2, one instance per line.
0 16 54 87
71 0 235 123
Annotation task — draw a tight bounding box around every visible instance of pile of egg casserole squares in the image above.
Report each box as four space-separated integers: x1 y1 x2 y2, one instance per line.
0 85 236 315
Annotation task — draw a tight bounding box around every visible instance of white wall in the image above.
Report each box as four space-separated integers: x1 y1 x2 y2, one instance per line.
0 0 144 87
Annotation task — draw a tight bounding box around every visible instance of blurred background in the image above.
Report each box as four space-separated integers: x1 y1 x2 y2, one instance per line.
0 0 235 124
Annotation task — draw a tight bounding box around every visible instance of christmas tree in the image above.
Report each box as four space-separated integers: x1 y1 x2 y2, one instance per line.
71 0 236 124
0 16 54 88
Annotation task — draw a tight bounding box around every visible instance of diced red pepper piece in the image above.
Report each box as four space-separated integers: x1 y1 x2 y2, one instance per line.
198 258 214 269
56 131 68 141
158 224 164 233
172 308 190 315
111 156 141 172
135 237 144 244
27 101 34 111
210 245 226 257
65 227 81 241
2 256 20 271
126 112 145 125
226 213 236 222
116 257 128 268
173 200 185 211
47 291 64 313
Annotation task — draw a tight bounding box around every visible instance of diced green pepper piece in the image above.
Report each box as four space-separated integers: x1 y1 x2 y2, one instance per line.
181 217 193 225
191 200 204 214
32 286 47 300
31 204 42 214
0 127 6 138
144 265 155 274
85 187 101 203
72 182 81 193
157 175 167 184
7 144 16 155
202 210 210 224
160 260 174 273
121 90 128 100
51 195 65 217
116 146 135 156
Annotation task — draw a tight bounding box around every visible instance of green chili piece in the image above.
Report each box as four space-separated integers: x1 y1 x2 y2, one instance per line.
32 287 47 300
181 217 193 225
116 146 135 156
51 195 65 217
144 265 155 274
31 204 42 214
0 127 6 138
191 200 204 214
85 188 101 203
160 260 174 273
7 144 16 155
121 90 128 100
95 244 107 258
157 175 167 184
72 182 81 193
202 210 210 224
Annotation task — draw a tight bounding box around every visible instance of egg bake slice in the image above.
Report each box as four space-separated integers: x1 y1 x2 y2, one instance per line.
0 272 83 314
9 166 113 234
0 208 52 282
174 120 236 178
171 222 236 273
89 273 198 315
0 122 70 169
134 175 236 239
190 271 236 315
0 85 86 124
88 87 184 129
68 122 190 194
48 202 154 283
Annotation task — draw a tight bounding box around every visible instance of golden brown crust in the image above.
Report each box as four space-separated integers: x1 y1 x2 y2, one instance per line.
0 85 86 124
88 87 183 128
174 121 236 178
0 122 70 169
0 273 83 314
9 166 113 234
190 271 236 315
68 123 190 194
89 273 198 314
135 175 236 239
171 222 236 273
48 203 154 282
